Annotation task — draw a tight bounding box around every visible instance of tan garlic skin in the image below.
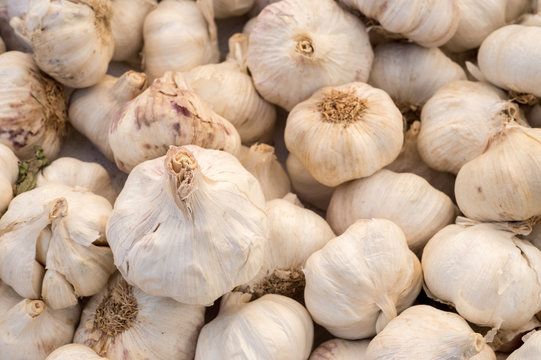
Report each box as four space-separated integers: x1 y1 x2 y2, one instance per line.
327 169 456 254
109 72 241 173
214 0 254 18
285 82 404 187
0 51 67 160
69 71 148 162
142 0 219 81
309 339 369 360
0 143 18 213
46 344 106 360
247 0 373 111
10 0 114 88
455 124 541 222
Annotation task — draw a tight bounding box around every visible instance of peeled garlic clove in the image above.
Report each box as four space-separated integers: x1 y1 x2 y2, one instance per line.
10 0 114 88
365 305 490 359
195 292 313 360
142 0 219 81
214 0 254 18
74 273 205 360
237 144 290 200
327 169 456 253
422 222 541 330
304 219 422 339
508 331 541 359
455 124 541 222
285 82 403 187
69 71 148 162
109 72 241 173
309 339 369 360
106 145 267 305
46 344 106 360
0 143 18 212
188 33 276 144
0 51 67 160
247 0 373 111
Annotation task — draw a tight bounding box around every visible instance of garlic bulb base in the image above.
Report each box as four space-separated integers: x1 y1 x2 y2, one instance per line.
241 267 305 304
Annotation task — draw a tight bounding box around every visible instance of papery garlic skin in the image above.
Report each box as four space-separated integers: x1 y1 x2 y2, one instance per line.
69 71 148 162
285 82 403 187
106 145 267 305
365 305 489 360
304 219 422 339
46 344 106 360
10 0 114 88
74 273 205 360
508 331 541 359
214 0 254 18
0 51 67 160
0 144 18 212
309 339 369 360
327 169 456 253
195 293 313 360
142 0 219 81
247 0 373 111
422 223 541 330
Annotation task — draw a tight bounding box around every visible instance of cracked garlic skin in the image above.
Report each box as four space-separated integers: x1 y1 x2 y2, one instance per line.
247 0 373 111
508 331 541 359
74 273 205 360
0 144 18 212
46 344 106 360
106 145 267 305
10 0 114 88
309 339 369 360
422 222 541 330
304 219 422 339
285 82 403 187
195 292 313 360
214 0 254 18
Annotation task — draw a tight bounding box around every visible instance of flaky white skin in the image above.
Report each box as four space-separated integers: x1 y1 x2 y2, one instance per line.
46 344 106 360
247 0 373 111
422 223 541 330
0 143 18 212
213 0 253 18
195 293 313 360
106 145 267 305
304 219 422 339
309 339 370 360
508 331 541 359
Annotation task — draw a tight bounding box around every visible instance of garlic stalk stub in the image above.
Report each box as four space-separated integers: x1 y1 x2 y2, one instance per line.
309 339 370 360
213 0 254 18
106 145 267 305
109 72 241 173
0 144 18 213
247 0 374 111
46 344 106 360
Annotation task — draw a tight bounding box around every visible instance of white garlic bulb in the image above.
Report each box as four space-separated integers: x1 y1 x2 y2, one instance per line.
508 331 541 359
327 169 456 253
142 0 219 81
285 82 403 187
10 0 114 88
69 71 148 162
0 280 80 360
46 344 106 360
214 0 254 18
0 51 67 160
247 0 373 111
237 144 290 200
304 219 422 339
422 221 541 330
309 339 370 360
109 72 241 173
0 183 115 309
188 33 276 144
365 305 492 360
74 273 205 359
0 143 18 213
195 292 313 360
455 123 541 222
106 145 267 305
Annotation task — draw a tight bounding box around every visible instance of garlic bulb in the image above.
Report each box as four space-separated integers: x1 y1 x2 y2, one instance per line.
0 280 80 360
74 273 205 359
455 123 541 222
237 144 290 200
188 33 276 144
106 145 267 305
214 0 254 18
285 82 403 187
0 0 31 52
418 80 515 175
340 0 459 48
247 0 373 111
111 0 157 64
369 42 466 112
506 0 533 21
365 305 492 360
422 221 541 330
0 183 115 309
10 0 114 88
248 0 277 17
285 153 335 210
36 157 118 205
69 71 148 162
142 0 219 81
0 143 18 213
46 344 106 360
304 219 422 339
508 331 541 359
195 292 313 360
309 339 370 360
109 72 241 173
327 169 456 253
0 51 67 160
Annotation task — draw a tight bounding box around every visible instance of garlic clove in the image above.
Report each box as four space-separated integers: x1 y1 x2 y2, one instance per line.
41 270 78 310
507 331 541 359
309 339 370 360
214 0 254 18
36 226 52 266
46 344 106 360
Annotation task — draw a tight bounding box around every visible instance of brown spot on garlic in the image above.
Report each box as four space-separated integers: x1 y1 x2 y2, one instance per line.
94 277 138 336
318 90 367 125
